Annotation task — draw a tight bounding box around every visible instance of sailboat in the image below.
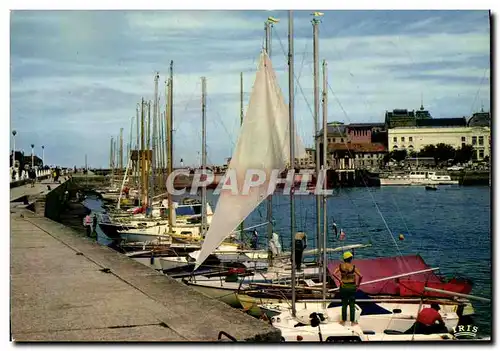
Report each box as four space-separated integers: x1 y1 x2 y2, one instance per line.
255 12 487 342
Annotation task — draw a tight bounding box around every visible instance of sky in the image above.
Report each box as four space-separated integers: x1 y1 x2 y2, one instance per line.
9 10 491 168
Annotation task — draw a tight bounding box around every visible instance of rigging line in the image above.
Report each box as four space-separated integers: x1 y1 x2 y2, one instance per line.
170 80 201 135
206 95 238 149
389 191 413 238
337 188 376 246
326 81 406 260
272 26 315 124
469 67 489 115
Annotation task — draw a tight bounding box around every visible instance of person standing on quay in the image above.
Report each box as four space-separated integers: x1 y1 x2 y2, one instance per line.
333 251 363 326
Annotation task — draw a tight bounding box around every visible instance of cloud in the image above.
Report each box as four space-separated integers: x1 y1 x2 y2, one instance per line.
10 10 490 168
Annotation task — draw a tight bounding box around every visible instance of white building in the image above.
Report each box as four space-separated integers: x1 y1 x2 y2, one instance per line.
388 125 490 160
296 148 316 168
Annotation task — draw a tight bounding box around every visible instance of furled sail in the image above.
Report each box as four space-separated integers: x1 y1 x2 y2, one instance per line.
194 52 306 269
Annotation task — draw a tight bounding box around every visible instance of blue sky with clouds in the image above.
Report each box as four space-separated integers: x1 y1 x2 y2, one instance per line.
10 10 490 168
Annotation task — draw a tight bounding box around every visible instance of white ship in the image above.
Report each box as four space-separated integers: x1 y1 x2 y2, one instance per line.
380 171 459 186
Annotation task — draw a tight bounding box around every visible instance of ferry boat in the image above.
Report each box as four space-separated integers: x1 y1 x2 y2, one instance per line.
380 171 459 186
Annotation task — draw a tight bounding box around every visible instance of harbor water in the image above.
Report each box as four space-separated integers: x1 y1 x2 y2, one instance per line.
84 185 492 336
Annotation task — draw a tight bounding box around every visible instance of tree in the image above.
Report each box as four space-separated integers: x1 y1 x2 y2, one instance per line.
419 144 436 158
391 149 407 163
434 143 455 164
454 144 474 164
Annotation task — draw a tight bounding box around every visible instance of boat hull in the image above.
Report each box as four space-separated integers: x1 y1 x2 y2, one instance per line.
183 281 242 308
380 178 459 186
260 299 462 334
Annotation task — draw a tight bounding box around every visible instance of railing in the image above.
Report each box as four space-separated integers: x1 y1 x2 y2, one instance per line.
9 168 67 183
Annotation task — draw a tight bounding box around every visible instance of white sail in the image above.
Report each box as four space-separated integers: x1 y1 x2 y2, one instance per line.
194 52 306 269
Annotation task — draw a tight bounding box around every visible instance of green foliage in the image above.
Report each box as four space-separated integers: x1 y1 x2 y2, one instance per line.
434 143 456 163
383 143 476 166
391 149 408 162
454 144 474 164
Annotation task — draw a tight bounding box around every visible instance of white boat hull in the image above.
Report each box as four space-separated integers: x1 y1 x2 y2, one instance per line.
380 178 459 186
260 300 462 335
183 280 242 308
273 309 456 342
131 256 164 271
160 256 190 271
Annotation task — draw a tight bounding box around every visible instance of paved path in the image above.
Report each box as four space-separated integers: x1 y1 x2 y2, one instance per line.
10 179 67 202
10 208 280 342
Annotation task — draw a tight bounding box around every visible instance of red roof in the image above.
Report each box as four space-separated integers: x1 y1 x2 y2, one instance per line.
328 255 472 297
328 142 387 153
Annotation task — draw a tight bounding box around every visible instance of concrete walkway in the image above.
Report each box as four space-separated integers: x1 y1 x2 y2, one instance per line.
10 178 67 203
10 208 280 342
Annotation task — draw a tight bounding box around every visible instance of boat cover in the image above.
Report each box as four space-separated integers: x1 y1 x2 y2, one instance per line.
327 255 473 297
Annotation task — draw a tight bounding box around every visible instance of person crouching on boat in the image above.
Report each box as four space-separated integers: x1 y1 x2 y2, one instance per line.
294 232 307 271
333 251 363 326
405 303 449 334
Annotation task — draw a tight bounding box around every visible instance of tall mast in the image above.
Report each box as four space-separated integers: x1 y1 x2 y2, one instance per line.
114 137 118 179
147 101 152 203
312 13 322 270
141 98 147 206
128 116 134 169
201 76 207 236
239 72 245 235
321 59 328 307
265 17 275 267
147 101 151 152
167 61 174 229
152 72 159 195
160 110 166 189
288 10 296 317
136 104 140 195
109 137 114 171
119 127 124 175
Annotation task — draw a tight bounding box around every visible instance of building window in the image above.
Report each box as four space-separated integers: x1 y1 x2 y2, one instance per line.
479 136 484 145
461 136 466 142
409 137 413 142
340 138 344 143
328 138 332 143
393 137 397 142
393 145 398 149
479 149 484 159
401 137 405 142
462 143 466 148
472 136 477 145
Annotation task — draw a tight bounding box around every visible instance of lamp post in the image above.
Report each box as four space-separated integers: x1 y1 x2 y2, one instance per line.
12 130 17 168
31 144 34 168
42 145 45 166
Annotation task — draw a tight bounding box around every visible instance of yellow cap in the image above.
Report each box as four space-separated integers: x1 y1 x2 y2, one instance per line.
343 251 353 260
